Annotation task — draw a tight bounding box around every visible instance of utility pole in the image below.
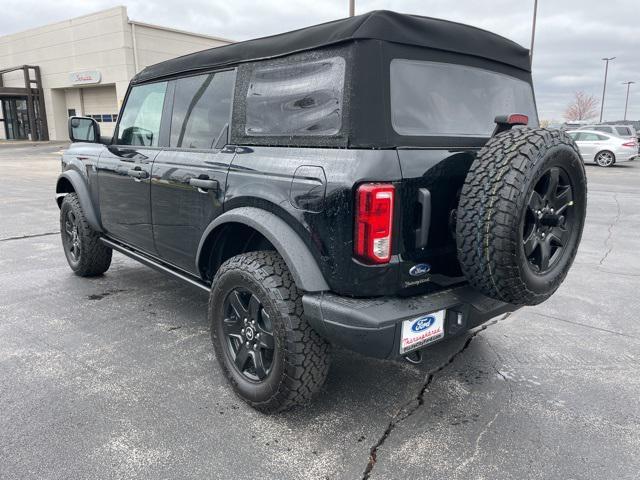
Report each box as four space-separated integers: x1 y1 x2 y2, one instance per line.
599 57 615 123
349 0 355 17
622 81 635 121
530 0 538 65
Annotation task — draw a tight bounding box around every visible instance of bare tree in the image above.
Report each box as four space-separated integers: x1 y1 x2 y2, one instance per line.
564 91 599 121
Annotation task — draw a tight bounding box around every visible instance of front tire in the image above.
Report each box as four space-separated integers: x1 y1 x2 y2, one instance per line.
209 251 330 412
60 193 112 277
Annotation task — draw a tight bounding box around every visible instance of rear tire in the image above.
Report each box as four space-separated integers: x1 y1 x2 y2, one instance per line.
60 193 112 277
456 128 587 306
209 251 330 412
595 150 615 167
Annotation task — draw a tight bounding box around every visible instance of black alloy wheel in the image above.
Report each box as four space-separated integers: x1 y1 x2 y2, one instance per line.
59 193 112 277
456 127 587 305
222 288 275 381
209 251 330 412
522 166 575 273
63 209 81 265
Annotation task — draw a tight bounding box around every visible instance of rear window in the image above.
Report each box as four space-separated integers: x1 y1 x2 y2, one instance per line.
390 59 538 137
245 56 345 136
577 132 607 141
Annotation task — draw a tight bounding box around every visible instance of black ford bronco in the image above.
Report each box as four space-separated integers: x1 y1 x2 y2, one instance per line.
56 11 587 412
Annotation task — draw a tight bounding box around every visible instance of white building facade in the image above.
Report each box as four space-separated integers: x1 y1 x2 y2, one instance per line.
0 7 230 140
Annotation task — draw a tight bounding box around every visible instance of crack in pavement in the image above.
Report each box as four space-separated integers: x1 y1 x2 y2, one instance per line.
531 311 637 340
361 313 512 480
599 193 621 266
0 231 59 242
455 410 501 473
596 268 640 278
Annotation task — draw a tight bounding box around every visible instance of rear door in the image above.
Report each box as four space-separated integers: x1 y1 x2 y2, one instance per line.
151 69 236 274
98 81 168 253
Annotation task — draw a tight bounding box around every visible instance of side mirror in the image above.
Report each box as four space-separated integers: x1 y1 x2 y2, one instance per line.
68 116 100 143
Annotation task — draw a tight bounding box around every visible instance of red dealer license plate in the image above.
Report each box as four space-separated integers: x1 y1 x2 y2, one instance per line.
400 310 446 354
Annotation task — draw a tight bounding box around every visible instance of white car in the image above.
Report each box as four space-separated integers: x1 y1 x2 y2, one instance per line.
567 130 638 167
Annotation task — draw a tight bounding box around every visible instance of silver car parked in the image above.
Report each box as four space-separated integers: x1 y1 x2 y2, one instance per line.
567 130 638 167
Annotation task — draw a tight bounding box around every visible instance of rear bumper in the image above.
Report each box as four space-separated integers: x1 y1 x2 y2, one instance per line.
616 152 636 162
302 286 518 359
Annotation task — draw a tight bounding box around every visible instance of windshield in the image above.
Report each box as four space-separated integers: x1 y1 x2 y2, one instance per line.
390 59 538 137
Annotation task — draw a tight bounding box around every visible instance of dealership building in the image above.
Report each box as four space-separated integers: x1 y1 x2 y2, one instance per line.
0 7 230 141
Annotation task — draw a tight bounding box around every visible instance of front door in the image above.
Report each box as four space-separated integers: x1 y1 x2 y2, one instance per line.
1 98 29 140
98 81 168 254
151 69 236 273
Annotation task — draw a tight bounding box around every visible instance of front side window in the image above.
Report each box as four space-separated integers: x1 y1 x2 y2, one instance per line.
117 82 167 146
245 56 345 136
170 70 235 149
390 59 539 137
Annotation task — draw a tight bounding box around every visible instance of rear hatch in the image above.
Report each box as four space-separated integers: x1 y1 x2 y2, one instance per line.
389 58 539 295
395 149 475 294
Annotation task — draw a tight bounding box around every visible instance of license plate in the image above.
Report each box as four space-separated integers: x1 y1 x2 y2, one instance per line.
400 310 446 354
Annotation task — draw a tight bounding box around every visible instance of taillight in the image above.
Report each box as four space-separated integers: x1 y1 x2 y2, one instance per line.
506 113 529 125
354 183 395 264
622 141 637 147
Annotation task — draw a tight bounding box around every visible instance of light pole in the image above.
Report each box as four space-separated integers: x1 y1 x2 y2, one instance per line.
599 57 615 123
622 81 635 121
349 0 355 17
530 0 538 65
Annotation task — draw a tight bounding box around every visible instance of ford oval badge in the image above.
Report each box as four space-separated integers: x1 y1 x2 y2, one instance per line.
409 263 431 277
411 315 435 332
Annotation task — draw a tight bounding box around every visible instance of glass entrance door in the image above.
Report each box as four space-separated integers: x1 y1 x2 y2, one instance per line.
1 98 29 140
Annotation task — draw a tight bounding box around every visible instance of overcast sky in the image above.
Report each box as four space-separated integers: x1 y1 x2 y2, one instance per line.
2 0 638 121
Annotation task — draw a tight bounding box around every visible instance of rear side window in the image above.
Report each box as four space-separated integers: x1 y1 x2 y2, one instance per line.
615 126 632 136
117 82 167 146
594 126 612 133
390 59 538 137
245 56 345 136
170 70 235 149
577 132 604 141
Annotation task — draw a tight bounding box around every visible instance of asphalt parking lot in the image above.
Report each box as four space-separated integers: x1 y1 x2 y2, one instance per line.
1 142 639 480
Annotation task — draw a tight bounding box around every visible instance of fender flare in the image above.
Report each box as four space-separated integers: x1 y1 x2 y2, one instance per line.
196 207 330 293
56 170 103 232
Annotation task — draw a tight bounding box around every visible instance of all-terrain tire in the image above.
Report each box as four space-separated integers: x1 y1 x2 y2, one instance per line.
456 128 587 305
209 251 330 412
60 193 112 277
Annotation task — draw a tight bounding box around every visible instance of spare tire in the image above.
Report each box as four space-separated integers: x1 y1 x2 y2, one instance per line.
456 128 587 306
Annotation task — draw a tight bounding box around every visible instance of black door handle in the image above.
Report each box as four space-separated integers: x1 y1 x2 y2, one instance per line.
189 178 219 191
127 168 148 179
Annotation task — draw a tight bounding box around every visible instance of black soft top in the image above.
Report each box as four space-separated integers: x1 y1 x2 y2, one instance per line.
133 10 530 84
